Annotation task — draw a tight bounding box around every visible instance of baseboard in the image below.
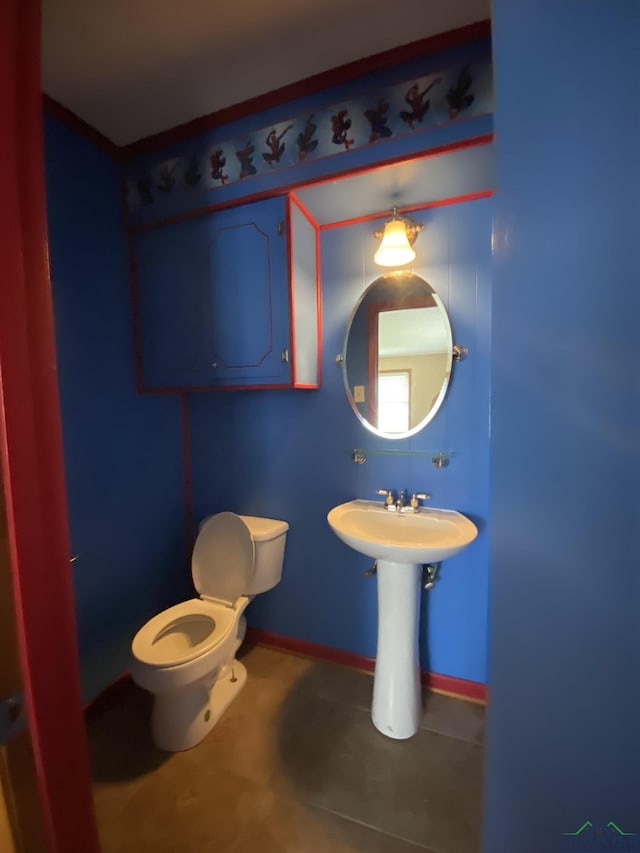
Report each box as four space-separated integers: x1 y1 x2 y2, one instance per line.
246 628 487 705
83 670 132 715
84 631 487 715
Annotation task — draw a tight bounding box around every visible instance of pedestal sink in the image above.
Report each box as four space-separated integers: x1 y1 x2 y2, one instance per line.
327 499 477 740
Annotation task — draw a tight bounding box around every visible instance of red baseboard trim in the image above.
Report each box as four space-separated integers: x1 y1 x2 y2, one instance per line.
247 628 487 704
83 631 487 716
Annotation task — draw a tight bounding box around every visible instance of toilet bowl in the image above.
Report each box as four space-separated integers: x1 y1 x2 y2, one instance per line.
131 511 288 751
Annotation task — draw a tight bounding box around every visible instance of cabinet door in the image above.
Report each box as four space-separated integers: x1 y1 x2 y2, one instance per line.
207 196 290 384
133 196 290 390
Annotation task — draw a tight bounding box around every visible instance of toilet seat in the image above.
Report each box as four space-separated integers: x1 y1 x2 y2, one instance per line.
192 512 255 605
132 598 237 668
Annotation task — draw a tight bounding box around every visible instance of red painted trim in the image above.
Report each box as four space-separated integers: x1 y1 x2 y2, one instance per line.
143 382 298 393
295 134 494 199
128 135 493 235
285 196 297 385
42 94 120 160
180 393 195 551
426 671 487 703
321 189 495 231
248 629 378 674
288 192 320 231
289 193 322 389
0 2 99 850
247 628 487 703
122 21 490 157
315 223 323 389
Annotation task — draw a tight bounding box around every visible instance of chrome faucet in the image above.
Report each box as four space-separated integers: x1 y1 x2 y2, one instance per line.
405 492 431 512
376 489 430 512
375 488 396 510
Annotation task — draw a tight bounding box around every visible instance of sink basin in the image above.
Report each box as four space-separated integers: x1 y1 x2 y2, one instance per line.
327 499 477 564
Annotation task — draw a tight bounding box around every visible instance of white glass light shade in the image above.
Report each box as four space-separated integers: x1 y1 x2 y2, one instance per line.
374 219 416 267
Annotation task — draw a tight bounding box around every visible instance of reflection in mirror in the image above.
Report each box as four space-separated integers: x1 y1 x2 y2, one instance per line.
343 272 453 439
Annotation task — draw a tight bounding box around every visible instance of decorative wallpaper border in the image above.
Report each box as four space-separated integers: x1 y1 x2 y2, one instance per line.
125 59 492 212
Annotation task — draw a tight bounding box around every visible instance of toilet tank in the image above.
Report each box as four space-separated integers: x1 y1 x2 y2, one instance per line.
239 515 288 594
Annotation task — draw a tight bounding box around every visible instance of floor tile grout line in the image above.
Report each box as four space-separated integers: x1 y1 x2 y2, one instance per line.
305 800 448 853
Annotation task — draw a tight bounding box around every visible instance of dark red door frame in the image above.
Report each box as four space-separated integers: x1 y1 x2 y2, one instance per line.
0 1 99 851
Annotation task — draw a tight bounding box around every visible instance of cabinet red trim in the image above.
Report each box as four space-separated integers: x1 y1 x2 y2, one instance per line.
288 192 320 230
289 193 322 389
285 196 297 385
315 223 323 388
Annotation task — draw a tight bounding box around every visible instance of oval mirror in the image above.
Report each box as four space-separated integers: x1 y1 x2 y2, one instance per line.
342 271 453 439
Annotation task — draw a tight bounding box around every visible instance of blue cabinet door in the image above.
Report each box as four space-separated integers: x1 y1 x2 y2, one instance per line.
133 195 291 389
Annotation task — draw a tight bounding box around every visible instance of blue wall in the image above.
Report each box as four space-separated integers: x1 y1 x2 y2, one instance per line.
45 116 190 701
485 1 640 849
44 37 494 701
189 196 492 683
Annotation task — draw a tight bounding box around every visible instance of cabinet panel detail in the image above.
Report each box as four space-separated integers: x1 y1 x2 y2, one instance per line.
132 194 319 391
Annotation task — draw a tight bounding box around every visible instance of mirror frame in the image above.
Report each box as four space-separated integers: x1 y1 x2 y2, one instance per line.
341 271 453 439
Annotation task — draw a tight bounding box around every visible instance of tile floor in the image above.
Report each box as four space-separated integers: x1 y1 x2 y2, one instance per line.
86 644 485 853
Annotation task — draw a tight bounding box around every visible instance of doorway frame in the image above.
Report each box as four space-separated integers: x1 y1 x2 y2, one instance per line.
0 1 100 850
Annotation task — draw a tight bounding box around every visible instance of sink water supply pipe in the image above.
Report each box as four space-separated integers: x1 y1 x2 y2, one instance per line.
422 563 440 590
364 561 441 589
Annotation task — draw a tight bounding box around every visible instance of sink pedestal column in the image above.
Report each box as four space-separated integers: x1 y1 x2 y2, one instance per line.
372 560 422 739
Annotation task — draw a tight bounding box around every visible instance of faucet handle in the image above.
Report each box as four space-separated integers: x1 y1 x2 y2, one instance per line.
410 492 431 509
375 488 395 507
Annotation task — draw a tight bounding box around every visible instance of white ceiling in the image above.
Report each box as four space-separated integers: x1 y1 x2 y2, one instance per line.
41 0 490 147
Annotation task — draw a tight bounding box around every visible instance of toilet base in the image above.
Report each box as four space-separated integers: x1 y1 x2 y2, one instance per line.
151 660 247 752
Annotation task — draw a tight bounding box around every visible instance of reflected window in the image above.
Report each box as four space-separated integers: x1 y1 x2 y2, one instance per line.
378 371 410 434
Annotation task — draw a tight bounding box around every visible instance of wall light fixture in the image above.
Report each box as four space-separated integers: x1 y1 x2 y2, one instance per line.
373 207 423 267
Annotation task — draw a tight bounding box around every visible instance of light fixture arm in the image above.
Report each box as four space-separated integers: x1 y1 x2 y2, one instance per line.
373 208 423 247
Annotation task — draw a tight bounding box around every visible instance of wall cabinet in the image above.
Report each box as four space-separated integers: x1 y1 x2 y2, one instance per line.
132 195 320 390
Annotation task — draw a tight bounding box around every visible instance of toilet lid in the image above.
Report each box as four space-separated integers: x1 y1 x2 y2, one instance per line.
192 512 255 604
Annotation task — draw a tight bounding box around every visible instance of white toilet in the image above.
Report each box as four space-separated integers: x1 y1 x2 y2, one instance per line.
130 511 288 752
